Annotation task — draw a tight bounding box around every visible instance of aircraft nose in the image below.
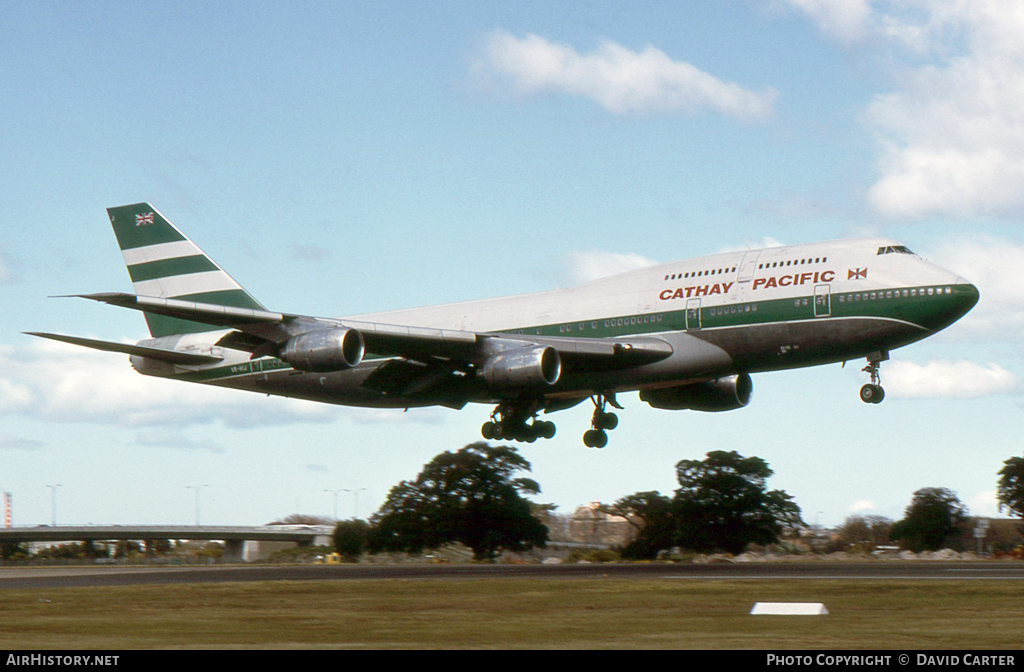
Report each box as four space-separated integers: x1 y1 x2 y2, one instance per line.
953 277 980 314
921 277 978 332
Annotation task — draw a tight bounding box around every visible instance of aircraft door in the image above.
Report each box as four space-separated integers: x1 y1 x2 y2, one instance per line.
737 251 761 283
814 284 831 317
252 357 271 388
685 298 702 330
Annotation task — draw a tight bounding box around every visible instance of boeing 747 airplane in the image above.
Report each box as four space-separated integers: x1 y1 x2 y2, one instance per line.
30 204 979 447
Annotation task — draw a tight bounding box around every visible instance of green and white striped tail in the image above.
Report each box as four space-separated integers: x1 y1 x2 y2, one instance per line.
107 203 265 337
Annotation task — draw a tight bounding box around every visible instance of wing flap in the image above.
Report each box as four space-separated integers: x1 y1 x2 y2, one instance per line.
487 333 673 365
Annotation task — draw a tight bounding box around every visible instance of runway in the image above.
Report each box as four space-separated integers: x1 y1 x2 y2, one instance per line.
2 561 1024 590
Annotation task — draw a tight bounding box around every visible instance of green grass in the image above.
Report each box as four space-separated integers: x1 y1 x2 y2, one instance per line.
1 579 1023 649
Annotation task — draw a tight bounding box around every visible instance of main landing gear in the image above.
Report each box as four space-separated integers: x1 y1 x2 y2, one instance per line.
480 401 556 443
480 393 624 448
583 393 623 449
859 351 888 404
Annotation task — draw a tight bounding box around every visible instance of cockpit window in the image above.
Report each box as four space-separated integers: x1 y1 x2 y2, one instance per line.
876 245 916 256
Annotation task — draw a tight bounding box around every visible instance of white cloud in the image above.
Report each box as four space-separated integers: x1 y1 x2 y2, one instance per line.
779 0 873 45
885 359 1019 399
565 250 659 285
476 31 777 120
848 499 876 513
784 0 1024 219
866 64 1024 219
0 339 344 429
0 339 454 431
969 490 1001 518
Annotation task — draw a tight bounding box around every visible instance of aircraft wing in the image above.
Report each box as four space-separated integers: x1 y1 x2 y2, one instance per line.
71 292 673 368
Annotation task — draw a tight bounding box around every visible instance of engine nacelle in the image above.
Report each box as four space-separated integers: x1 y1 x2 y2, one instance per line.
280 328 364 372
481 346 561 388
640 373 752 412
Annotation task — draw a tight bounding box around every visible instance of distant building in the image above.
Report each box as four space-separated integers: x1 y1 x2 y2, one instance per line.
567 502 637 547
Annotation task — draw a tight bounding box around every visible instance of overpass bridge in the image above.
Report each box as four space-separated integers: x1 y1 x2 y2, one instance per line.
0 525 335 562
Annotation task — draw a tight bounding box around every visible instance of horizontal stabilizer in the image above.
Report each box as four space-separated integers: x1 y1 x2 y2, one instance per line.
25 332 224 365
71 293 286 328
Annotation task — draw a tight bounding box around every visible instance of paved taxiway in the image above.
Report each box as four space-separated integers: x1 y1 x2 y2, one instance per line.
2 561 1023 590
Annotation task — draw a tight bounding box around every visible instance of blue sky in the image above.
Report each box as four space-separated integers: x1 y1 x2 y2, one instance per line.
2 1 1022 530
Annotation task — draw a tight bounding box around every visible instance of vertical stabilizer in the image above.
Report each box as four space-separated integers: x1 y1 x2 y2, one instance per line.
106 203 265 337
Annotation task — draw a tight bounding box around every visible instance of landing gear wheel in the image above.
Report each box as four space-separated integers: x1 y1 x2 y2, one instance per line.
535 420 556 439
594 411 618 431
860 384 885 404
583 429 608 449
583 393 620 446
482 402 557 443
860 351 888 405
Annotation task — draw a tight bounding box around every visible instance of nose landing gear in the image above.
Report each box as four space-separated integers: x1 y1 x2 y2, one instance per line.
860 351 888 404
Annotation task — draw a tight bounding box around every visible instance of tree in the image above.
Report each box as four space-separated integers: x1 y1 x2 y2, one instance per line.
609 451 803 558
606 491 676 560
368 442 548 561
271 514 333 525
1 541 28 561
673 450 804 555
333 519 371 562
834 515 893 553
997 456 1024 519
890 487 968 552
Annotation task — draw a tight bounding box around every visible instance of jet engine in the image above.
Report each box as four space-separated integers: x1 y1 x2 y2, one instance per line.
481 345 561 388
640 373 752 412
280 328 364 372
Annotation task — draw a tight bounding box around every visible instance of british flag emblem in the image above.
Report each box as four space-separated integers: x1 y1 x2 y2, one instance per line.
135 212 154 226
848 268 868 280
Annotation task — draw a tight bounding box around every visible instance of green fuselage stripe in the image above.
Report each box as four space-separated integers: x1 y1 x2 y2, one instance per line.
164 282 976 385
511 283 973 340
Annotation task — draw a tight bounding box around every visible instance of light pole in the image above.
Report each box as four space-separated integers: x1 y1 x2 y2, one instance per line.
186 485 208 526
323 489 344 520
344 488 367 520
46 484 61 527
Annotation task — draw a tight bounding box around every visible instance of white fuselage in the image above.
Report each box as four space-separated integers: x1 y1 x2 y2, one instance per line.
134 237 977 413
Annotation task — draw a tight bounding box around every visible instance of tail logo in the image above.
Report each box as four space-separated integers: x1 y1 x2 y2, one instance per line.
135 212 154 226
